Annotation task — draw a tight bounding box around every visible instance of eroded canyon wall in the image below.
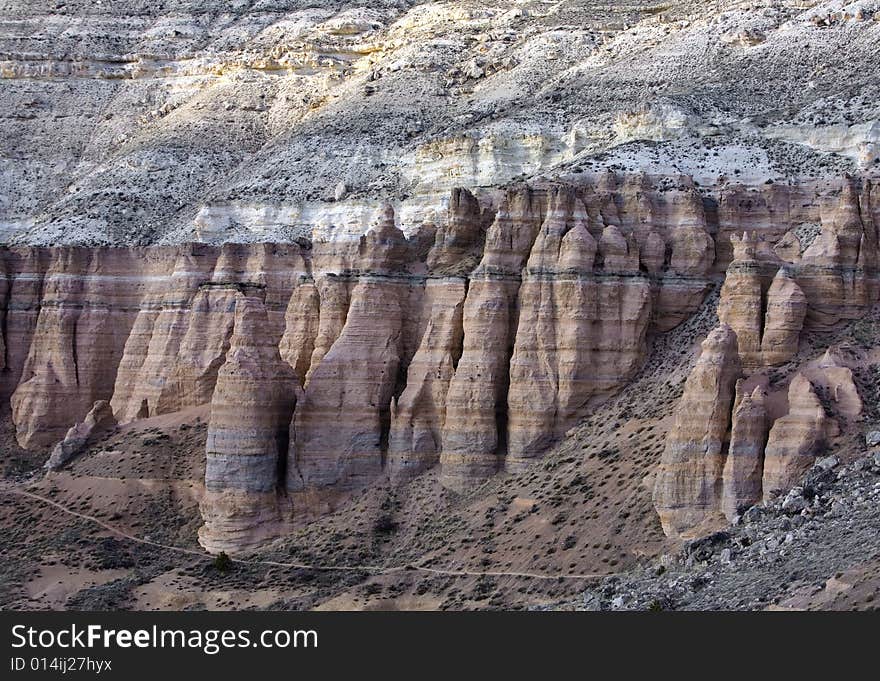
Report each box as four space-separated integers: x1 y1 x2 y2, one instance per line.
3 173 877 551
653 176 880 538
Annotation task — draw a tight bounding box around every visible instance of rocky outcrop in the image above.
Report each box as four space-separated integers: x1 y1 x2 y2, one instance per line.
760 268 807 366
287 213 411 505
797 179 879 327
387 278 466 482
278 278 321 385
761 374 837 500
439 188 543 490
44 400 116 471
721 384 769 521
2 174 877 550
426 188 484 274
717 234 765 367
110 243 306 423
505 188 652 471
109 245 219 423
718 233 807 368
199 294 298 554
0 255 6 374
653 324 741 538
806 348 863 421
10 248 144 447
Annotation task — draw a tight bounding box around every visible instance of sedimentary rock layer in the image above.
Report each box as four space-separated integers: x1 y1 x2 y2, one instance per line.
653 324 742 538
199 294 298 554
2 173 877 550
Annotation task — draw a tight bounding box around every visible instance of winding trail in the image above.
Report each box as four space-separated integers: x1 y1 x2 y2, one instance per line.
0 483 606 582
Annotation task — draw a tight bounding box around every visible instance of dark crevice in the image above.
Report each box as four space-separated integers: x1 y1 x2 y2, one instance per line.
71 316 80 387
0 261 10 371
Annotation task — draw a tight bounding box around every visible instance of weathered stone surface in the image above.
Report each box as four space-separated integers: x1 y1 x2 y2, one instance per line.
717 233 765 368
506 188 652 470
762 374 837 500
199 294 298 554
718 234 807 368
110 244 218 423
0 255 6 373
426 188 483 274
439 187 543 490
44 400 116 471
278 278 321 385
110 242 305 424
803 347 863 422
4 173 878 552
721 385 768 521
288 276 406 502
304 276 351 385
760 268 807 366
11 248 144 447
387 277 466 482
797 179 879 327
653 324 741 538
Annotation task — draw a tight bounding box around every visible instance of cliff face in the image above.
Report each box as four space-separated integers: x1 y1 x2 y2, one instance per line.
3 173 878 552
653 175 880 538
199 293 299 554
652 324 742 538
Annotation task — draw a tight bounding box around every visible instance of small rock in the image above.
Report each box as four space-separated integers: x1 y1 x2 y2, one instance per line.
781 488 808 514
865 430 880 447
815 455 839 471
743 506 764 523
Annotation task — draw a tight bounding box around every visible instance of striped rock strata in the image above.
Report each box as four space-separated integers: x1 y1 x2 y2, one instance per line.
652 324 742 538
2 174 878 550
199 294 298 554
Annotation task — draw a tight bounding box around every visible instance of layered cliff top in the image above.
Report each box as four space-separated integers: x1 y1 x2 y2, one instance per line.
2 0 879 245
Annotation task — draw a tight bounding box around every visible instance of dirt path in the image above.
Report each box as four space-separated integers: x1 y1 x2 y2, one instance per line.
0 483 606 582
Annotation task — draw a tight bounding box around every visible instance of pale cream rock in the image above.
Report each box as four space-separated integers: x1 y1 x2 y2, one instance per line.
45 400 117 471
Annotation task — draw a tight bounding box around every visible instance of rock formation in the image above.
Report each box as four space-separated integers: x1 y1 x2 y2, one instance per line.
721 384 769 521
718 233 808 368
653 324 741 538
760 268 807 366
505 188 652 471
199 294 298 554
0 173 876 551
439 188 543 490
10 248 143 447
44 400 117 471
761 374 837 500
797 179 879 327
387 278 466 482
